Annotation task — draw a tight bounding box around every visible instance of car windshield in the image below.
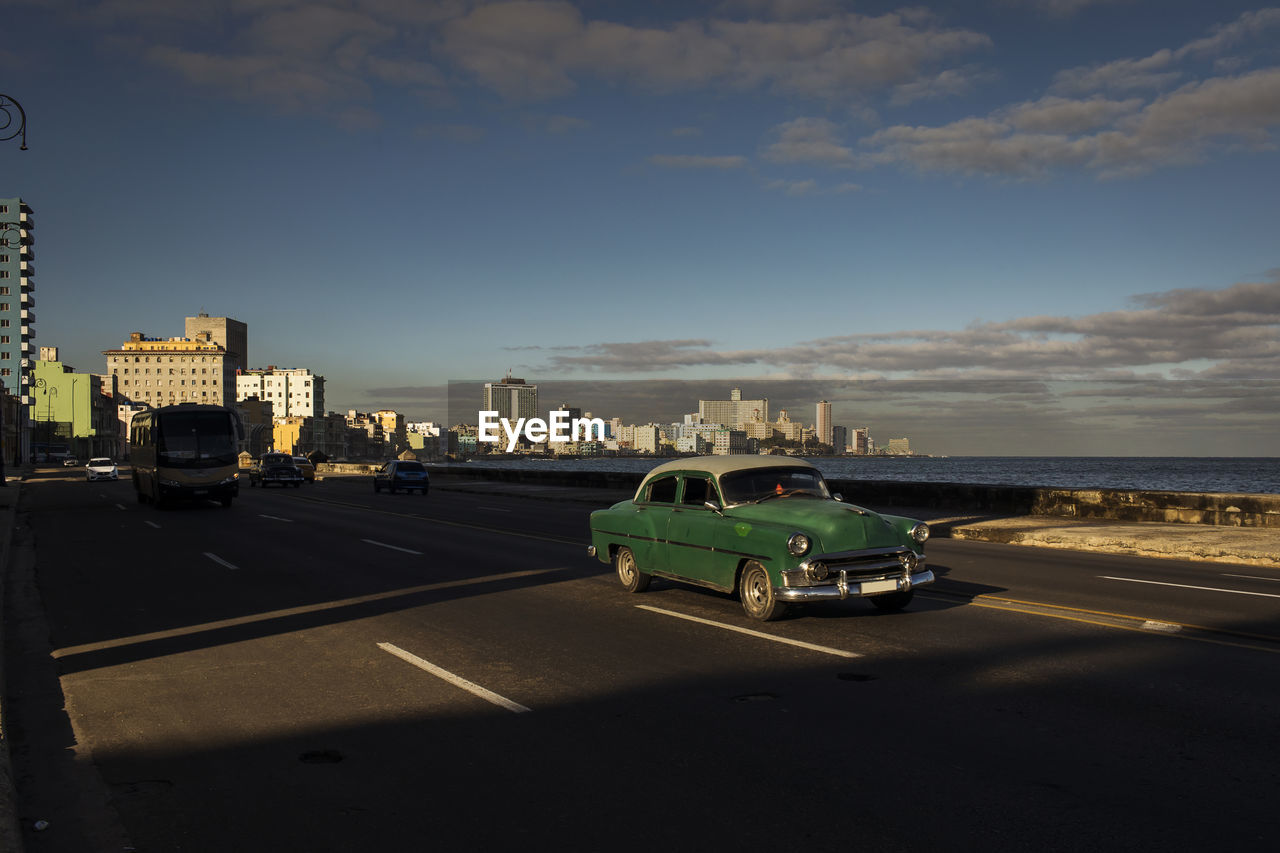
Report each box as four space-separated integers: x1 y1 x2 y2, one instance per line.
396 462 425 472
262 454 292 465
718 467 831 505
89 458 113 466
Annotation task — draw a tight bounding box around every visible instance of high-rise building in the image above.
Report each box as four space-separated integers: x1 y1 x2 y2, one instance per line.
104 327 240 408
698 387 768 428
236 367 325 419
0 197 35 401
816 400 832 446
483 375 537 422
832 425 848 454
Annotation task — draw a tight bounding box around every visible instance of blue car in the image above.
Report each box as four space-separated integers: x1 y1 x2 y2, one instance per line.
374 460 430 495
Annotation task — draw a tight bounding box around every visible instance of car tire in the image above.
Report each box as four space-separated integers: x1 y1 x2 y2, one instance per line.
869 590 914 612
614 546 650 593
374 481 380 493
389 485 397 494
740 560 786 621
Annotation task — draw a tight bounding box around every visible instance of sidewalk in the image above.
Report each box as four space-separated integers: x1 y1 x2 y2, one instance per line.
429 474 1280 569
1 470 28 852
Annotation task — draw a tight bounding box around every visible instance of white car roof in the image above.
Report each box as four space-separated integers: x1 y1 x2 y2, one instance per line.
635 456 818 500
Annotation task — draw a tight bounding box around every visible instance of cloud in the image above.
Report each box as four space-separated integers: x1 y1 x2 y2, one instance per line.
423 2 993 103
534 275 1280 381
648 154 749 169
765 178 818 195
890 65 994 105
532 113 591 134
1176 8 1280 59
761 117 856 165
1050 50 1181 96
764 178 860 195
49 1 993 125
1051 8 1280 97
859 67 1280 178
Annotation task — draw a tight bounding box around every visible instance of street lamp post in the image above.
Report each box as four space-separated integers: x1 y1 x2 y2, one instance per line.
1 94 28 150
33 378 55 463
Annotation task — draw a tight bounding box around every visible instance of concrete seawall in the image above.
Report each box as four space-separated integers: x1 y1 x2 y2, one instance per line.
379 464 1280 528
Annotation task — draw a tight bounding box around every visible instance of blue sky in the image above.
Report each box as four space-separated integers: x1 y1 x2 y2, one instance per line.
2 0 1278 454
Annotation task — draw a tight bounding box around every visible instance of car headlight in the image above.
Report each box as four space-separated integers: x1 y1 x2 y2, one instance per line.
787 532 812 557
910 523 930 544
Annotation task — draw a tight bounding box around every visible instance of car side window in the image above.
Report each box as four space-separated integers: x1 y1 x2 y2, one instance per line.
680 476 711 507
645 476 678 504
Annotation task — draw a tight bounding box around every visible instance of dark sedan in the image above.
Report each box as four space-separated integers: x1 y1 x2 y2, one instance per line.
374 460 430 495
249 452 304 488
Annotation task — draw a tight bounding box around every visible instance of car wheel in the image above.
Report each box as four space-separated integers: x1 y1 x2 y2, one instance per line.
293 482 301 488
421 486 428 496
614 546 650 593
389 485 397 494
740 560 785 621
374 481 380 492
220 495 233 508
870 590 914 612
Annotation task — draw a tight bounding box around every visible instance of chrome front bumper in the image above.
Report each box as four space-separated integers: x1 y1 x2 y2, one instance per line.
776 561 934 602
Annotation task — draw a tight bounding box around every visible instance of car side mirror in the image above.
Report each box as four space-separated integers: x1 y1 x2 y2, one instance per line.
704 500 723 514
833 493 844 502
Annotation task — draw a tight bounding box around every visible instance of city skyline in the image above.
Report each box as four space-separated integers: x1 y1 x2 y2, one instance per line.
4 1 1278 456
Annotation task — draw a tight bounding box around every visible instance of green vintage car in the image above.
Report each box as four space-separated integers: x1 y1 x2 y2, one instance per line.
588 456 932 621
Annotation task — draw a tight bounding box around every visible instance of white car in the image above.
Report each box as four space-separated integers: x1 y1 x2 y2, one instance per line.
86 458 118 481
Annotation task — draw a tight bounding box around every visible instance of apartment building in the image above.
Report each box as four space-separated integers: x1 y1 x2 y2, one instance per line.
236 367 324 419
104 330 237 407
0 197 35 400
698 387 768 428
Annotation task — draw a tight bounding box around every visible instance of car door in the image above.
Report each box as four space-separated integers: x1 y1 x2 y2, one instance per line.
663 474 737 591
630 474 678 573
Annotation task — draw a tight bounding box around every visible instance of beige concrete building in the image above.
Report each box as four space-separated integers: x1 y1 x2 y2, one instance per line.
185 313 247 374
103 330 236 408
698 387 768 429
816 400 832 446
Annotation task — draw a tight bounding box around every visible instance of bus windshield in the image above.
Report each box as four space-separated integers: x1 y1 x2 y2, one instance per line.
156 410 238 468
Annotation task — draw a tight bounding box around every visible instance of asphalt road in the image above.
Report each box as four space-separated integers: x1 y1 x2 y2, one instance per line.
6 470 1280 852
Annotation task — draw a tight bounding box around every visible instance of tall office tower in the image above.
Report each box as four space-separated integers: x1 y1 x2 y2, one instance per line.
236 367 325 418
186 313 248 374
483 375 538 422
0 197 35 400
698 387 768 428
832 424 848 454
816 400 832 446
